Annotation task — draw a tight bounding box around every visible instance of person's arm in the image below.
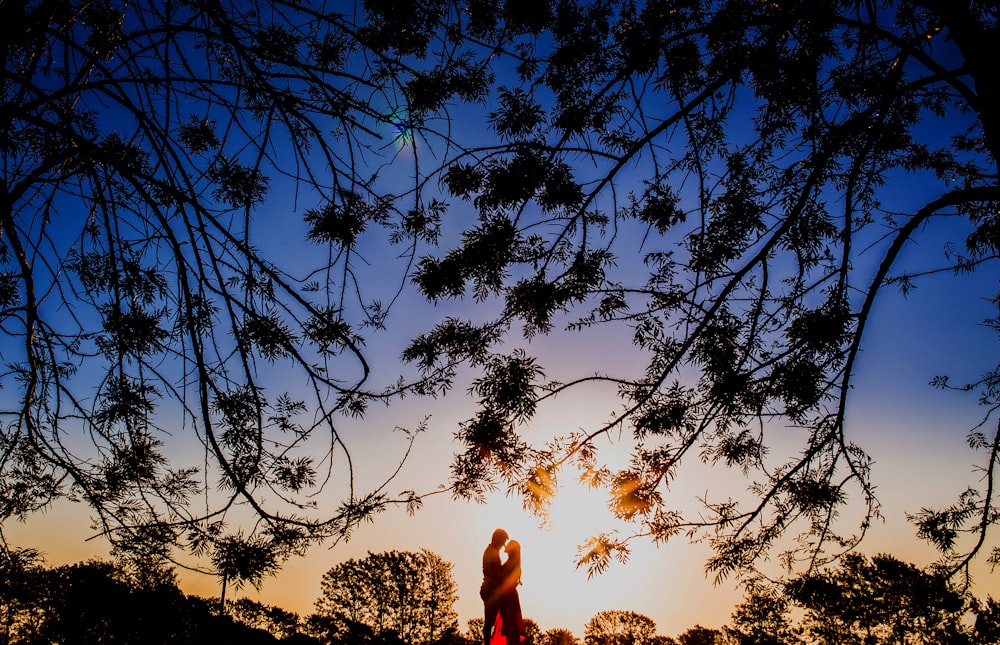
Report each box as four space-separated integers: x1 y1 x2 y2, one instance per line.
483 548 502 581
497 559 520 589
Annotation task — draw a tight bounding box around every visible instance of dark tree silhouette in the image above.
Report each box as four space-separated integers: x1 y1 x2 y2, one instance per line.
2 0 473 581
0 545 47 643
525 618 546 645
3 0 1000 587
228 597 304 641
466 617 486 643
403 0 1000 584
971 597 1000 644
542 627 581 645
723 554 1000 644
314 549 459 645
675 626 724 645
726 580 800 645
785 553 970 644
0 550 276 644
647 637 678 645
584 610 659 645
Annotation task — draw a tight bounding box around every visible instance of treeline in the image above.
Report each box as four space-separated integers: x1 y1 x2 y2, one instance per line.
0 549 293 644
3 546 1000 644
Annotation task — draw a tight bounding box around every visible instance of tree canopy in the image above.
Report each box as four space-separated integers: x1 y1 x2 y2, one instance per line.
315 549 459 645
5 546 1000 644
790 552 969 644
584 610 661 645
727 553 996 644
2 0 999 587
0 549 282 644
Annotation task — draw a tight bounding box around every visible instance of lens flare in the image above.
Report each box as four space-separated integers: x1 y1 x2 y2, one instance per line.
388 110 413 149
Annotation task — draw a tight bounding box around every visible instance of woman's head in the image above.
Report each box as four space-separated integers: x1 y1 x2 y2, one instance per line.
504 540 521 556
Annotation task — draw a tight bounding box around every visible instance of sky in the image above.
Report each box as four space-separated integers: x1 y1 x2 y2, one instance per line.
5 239 998 639
3 3 1000 641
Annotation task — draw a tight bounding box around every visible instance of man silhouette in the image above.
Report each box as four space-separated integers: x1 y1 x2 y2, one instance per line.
480 528 509 645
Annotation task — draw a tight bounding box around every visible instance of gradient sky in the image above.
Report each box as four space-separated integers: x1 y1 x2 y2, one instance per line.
3 4 1000 641
6 236 998 639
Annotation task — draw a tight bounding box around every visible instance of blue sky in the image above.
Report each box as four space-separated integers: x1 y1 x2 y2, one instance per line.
4 1 1000 640
8 213 996 638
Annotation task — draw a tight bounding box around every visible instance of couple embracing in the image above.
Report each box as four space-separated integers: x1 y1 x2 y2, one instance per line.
480 528 525 645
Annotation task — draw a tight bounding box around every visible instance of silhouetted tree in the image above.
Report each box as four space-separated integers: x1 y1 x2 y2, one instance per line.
34 560 198 644
429 625 477 645
522 618 543 645
726 580 800 645
4 0 1000 587
0 0 480 572
306 611 376 645
229 598 304 640
971 597 1000 644
648 637 679 645
720 555 1000 644
585 610 659 645
0 545 47 643
315 549 459 645
111 540 180 591
405 0 1000 585
466 617 486 644
199 530 289 609
785 553 968 644
0 552 282 644
675 626 725 645
543 627 580 645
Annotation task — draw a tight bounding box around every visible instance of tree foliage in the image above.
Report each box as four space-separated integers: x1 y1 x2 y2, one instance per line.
726 553 1000 644
786 553 967 644
726 580 799 645
228 597 304 641
675 626 724 645
542 627 581 645
0 547 282 644
2 0 1000 587
584 610 661 645
315 549 459 645
409 0 1000 584
1 0 453 580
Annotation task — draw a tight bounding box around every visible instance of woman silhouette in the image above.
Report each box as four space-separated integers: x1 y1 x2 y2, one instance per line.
490 540 525 645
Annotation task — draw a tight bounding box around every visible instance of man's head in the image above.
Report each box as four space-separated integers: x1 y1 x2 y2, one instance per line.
491 528 509 547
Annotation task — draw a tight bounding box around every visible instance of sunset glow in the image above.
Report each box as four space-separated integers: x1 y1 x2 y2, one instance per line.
4 1 1000 643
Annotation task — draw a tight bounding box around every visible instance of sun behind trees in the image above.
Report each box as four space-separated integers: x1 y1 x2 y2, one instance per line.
2 0 1000 598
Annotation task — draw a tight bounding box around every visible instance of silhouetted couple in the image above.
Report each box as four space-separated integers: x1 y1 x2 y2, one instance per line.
480 528 524 645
